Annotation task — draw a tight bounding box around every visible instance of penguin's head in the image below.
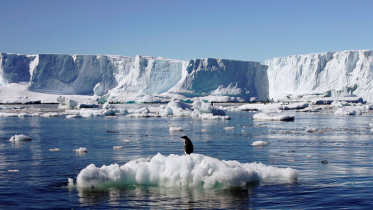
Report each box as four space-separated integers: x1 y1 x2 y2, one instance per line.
180 136 189 140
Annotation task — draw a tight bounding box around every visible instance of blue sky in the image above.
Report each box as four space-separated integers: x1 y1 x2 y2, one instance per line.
1 0 372 63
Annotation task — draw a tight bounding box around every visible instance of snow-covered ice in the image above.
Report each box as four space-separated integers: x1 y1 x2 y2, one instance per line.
266 50 373 102
252 141 268 146
253 113 295 121
169 127 183 132
74 147 88 153
70 153 298 189
49 148 60 152
0 53 268 104
9 134 32 142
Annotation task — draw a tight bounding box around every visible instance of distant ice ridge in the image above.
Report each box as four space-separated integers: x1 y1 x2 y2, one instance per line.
70 153 298 189
0 53 268 103
266 50 373 102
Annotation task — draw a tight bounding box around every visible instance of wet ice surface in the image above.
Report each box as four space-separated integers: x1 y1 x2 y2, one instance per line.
0 104 373 209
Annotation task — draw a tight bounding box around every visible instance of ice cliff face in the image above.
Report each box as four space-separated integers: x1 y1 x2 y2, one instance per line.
0 53 269 102
266 50 373 102
169 58 268 101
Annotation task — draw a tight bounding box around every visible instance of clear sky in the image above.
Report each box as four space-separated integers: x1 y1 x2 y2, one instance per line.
1 0 372 63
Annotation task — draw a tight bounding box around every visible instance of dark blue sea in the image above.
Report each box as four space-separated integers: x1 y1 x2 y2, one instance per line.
0 104 373 209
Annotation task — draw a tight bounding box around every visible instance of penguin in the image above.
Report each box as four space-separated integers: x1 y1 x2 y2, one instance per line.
181 136 194 155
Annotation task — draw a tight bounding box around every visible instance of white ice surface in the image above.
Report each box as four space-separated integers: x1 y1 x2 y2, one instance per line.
253 112 295 121
9 134 32 142
71 153 298 189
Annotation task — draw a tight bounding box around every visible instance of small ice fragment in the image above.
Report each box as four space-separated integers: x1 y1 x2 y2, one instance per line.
202 129 207 132
49 148 60 152
306 155 313 158
9 134 32 142
123 139 131 142
252 141 268 146
287 159 295 162
66 115 82 118
68 178 75 186
224 127 235 130
169 127 183 132
113 146 124 149
8 169 19 172
306 128 317 133
74 147 88 153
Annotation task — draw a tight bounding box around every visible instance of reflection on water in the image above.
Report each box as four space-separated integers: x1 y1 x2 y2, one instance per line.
76 185 254 209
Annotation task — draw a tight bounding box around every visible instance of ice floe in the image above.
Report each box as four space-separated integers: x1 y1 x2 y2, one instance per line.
253 113 295 121
74 147 88 153
9 134 32 142
70 153 298 189
252 141 268 146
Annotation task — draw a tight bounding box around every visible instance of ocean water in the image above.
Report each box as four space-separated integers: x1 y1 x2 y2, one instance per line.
0 104 373 209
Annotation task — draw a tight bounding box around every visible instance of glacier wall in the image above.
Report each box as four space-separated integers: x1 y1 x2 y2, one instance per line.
265 50 373 102
0 53 269 102
169 58 268 101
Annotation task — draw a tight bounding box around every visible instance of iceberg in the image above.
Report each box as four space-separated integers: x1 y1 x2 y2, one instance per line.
70 153 298 189
0 53 269 103
266 50 373 102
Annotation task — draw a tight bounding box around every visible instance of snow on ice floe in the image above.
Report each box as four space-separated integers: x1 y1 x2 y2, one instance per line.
252 141 268 146
169 127 183 132
334 107 362 115
74 147 88 153
9 134 32 142
279 102 308 110
69 153 298 189
66 114 82 118
253 112 294 121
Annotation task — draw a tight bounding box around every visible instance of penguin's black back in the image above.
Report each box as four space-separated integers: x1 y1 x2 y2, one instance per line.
181 136 194 155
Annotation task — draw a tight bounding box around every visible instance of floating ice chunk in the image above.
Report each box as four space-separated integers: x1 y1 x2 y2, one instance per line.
113 146 124 149
200 113 230 120
41 112 63 117
334 108 362 115
253 113 294 121
305 128 317 133
49 148 60 152
102 102 112 110
202 129 207 132
68 178 75 187
159 100 193 117
169 127 183 132
74 147 88 153
126 107 158 117
9 134 32 142
57 96 79 109
74 153 298 189
0 113 19 117
279 102 309 110
123 139 131 143
80 108 105 117
193 100 226 116
8 169 19 172
224 127 235 130
66 115 82 118
296 106 322 112
330 101 350 109
65 110 80 115
306 155 313 158
252 141 268 146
